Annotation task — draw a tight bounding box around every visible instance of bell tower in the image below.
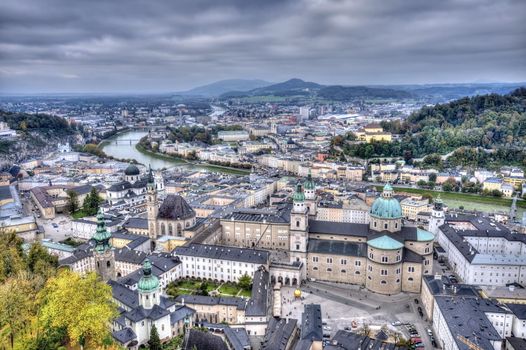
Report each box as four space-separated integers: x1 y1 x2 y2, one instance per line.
289 184 309 275
138 259 160 309
147 166 158 239
93 208 116 281
303 170 317 216
429 195 445 238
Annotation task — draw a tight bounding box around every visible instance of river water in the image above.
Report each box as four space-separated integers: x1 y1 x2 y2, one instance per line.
101 130 248 174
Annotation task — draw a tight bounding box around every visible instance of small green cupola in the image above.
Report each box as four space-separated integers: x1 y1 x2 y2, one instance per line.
138 259 159 293
292 184 305 202
304 170 315 191
93 208 112 254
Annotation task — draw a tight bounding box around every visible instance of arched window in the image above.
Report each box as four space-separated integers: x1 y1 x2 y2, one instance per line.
107 261 111 268
160 223 166 235
177 223 183 236
296 220 300 228
381 280 387 284
168 223 173 235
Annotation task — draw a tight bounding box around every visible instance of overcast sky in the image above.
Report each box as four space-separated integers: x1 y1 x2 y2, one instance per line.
0 0 525 93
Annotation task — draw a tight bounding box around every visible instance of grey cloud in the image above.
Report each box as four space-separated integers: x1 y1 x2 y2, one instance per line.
0 0 525 93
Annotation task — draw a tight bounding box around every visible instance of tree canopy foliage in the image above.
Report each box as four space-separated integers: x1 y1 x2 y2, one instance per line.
332 88 526 167
0 110 78 136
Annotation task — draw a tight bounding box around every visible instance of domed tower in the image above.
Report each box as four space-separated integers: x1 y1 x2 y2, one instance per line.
138 259 160 309
93 208 116 281
146 166 158 240
428 195 445 237
303 170 317 216
124 163 141 183
369 184 402 233
289 184 309 274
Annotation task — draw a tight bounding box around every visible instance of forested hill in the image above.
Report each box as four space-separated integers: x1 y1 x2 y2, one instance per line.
0 110 77 136
333 87 526 167
0 110 81 168
405 87 526 133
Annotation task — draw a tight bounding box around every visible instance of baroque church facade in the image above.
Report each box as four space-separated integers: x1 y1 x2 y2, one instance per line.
217 175 437 295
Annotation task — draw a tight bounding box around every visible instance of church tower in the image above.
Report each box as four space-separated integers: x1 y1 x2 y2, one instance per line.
289 184 309 274
138 259 161 309
93 208 116 281
429 195 445 237
303 170 317 216
147 166 158 240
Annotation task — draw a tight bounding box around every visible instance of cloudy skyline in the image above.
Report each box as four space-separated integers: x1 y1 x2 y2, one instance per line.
1 0 525 94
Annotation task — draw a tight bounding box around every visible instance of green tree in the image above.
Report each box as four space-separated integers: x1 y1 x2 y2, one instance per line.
83 188 101 216
0 273 36 348
148 324 161 350
238 274 252 290
39 270 118 350
26 243 58 278
66 189 79 214
0 231 26 283
198 282 209 296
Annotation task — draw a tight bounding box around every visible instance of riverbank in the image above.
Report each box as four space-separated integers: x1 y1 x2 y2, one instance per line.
135 144 187 165
378 186 526 210
134 143 250 175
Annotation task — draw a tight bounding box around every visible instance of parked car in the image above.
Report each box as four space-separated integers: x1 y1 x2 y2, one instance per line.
391 321 402 326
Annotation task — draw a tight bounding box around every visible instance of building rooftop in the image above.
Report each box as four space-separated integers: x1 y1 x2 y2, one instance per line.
174 243 269 265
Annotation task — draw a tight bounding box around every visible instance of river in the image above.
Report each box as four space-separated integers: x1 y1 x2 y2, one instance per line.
100 130 249 175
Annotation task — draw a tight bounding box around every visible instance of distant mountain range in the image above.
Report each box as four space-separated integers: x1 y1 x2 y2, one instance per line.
175 78 526 102
175 79 272 97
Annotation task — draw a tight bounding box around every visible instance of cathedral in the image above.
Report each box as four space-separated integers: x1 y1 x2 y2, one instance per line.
106 163 164 212
217 176 436 295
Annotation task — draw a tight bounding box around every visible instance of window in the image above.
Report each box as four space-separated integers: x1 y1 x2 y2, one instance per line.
396 255 401 262
381 269 388 276
313 267 318 271
341 269 346 273
327 258 333 264
368 266 372 272
369 253 374 259
341 259 347 265
381 280 387 284
384 223 388 230
408 266 415 273
355 271 360 275
312 256 319 262
355 261 361 267
296 220 300 228
296 244 300 250
381 256 388 263
327 268 332 272
408 277 414 281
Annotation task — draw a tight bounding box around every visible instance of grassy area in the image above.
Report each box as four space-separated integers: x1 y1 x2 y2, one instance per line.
238 289 252 298
176 280 202 290
380 186 526 209
71 209 91 219
59 237 84 247
218 283 240 296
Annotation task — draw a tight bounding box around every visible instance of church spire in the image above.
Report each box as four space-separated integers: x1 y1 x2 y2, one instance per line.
93 208 112 254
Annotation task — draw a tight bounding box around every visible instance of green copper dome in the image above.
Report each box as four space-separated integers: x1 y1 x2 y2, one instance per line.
93 208 112 253
370 184 402 219
138 259 159 292
304 170 315 190
292 184 305 202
